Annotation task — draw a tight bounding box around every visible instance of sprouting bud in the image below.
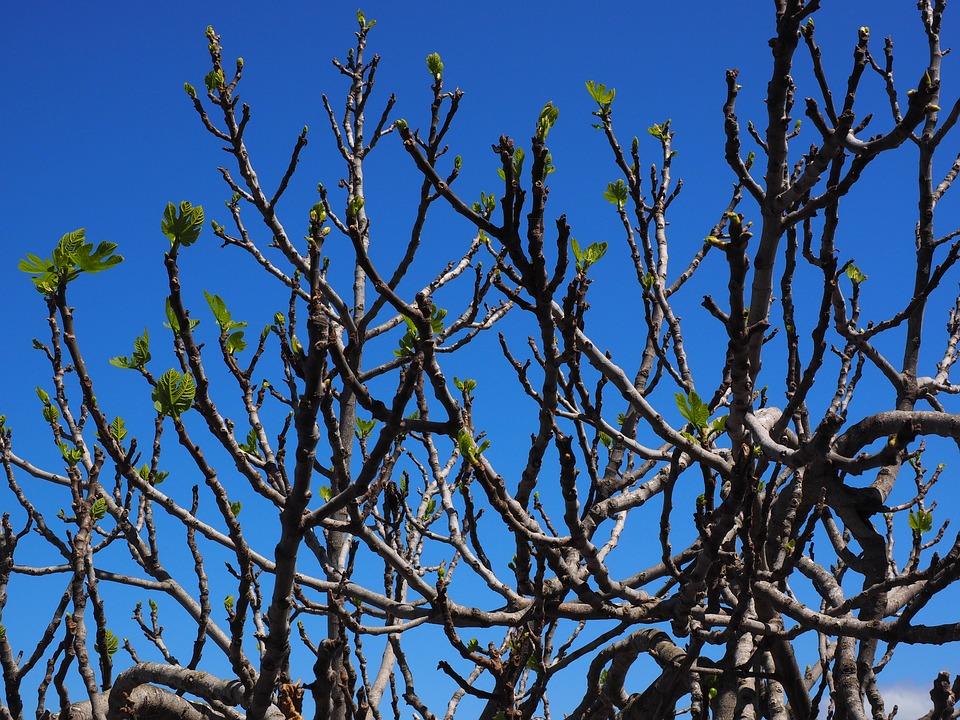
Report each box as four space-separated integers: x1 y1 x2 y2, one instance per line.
394 118 408 131
205 25 216 39
302 124 309 135
310 203 327 224
454 155 462 171
858 26 870 40
425 52 444 80
184 82 197 99
236 57 244 70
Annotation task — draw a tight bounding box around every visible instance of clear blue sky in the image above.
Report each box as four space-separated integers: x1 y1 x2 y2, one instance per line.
3 0 960 715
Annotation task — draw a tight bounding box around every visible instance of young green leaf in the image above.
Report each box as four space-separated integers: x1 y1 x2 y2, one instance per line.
647 120 671 141
19 229 122 294
239 428 261 457
845 263 868 284
674 390 710 429
453 377 477 398
496 148 525 181
164 297 200 335
909 508 934 534
422 498 437 518
425 52 444 79
103 629 119 656
203 69 225 92
161 201 205 247
110 329 151 370
603 179 628 208
229 500 242 518
59 443 84 466
152 369 196 418
109 416 128 442
585 80 616 108
536 101 559 140
90 497 107 521
571 239 608 272
356 418 377 439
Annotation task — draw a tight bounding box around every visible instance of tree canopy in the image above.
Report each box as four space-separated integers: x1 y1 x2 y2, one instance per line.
4 2 960 720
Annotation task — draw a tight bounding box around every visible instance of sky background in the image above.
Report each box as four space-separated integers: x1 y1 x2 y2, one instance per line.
3 1 960 717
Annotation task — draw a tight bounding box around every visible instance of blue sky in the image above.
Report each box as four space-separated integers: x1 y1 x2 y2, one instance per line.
3 0 960 716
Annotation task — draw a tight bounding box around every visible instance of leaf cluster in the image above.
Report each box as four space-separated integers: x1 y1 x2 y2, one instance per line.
18 229 122 295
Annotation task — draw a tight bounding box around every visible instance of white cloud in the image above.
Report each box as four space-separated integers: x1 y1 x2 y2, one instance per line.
881 684 931 719
813 685 932 719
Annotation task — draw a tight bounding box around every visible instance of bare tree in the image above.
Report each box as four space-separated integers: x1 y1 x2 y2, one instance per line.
4 2 960 719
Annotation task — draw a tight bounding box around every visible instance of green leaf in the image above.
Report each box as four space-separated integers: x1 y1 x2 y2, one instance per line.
356 418 377 439
37 388 59 423
110 329 151 371
204 291 230 327
200 290 251 353
347 195 365 218
90 497 107 521
585 80 616 108
229 500 242 518
151 369 196 418
143 465 167 488
163 297 199 335
19 229 122 294
104 629 119 656
647 120 671 141
571 239 607 272
430 306 446 334
239 428 261 457
109 416 128 442
909 508 934 534
203 69 225 92
137 464 168 486
496 148 525 182
356 9 376 29
454 377 477 398
223 595 235 612
710 415 728 436
599 667 609 687
467 638 479 651
59 443 83 466
318 485 333 502
536 101 559 140
425 52 443 78
457 428 489 465
674 390 710 429
161 201 205 247
225 331 247 354
422 498 437 518
845 263 868 284
599 432 612 449
603 179 629 208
